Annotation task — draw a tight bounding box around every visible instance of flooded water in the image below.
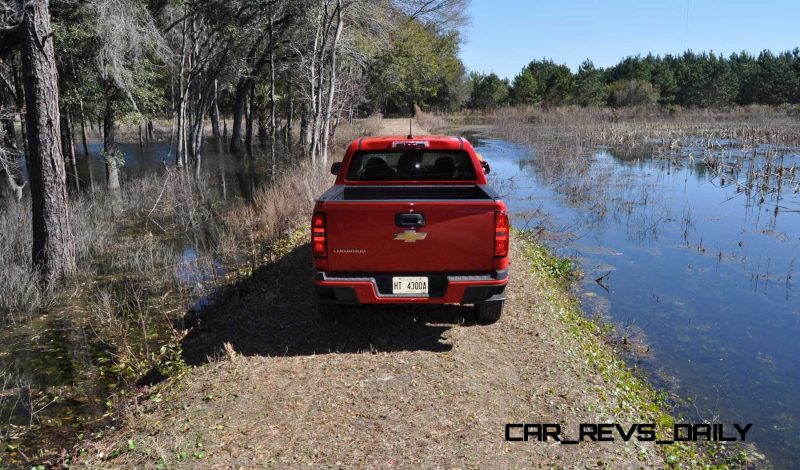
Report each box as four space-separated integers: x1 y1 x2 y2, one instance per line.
475 134 800 468
2 139 253 463
18 139 273 202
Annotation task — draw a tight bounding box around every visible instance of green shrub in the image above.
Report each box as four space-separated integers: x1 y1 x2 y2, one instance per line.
608 79 659 108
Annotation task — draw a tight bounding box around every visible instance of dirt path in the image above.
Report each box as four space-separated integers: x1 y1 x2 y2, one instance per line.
83 246 663 468
80 120 666 468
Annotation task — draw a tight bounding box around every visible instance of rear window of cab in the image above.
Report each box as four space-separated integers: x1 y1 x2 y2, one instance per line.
345 150 477 181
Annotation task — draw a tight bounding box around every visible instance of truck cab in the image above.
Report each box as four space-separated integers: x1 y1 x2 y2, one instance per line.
311 135 509 323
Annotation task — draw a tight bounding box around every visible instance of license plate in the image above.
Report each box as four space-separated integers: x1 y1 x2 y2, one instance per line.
392 277 428 295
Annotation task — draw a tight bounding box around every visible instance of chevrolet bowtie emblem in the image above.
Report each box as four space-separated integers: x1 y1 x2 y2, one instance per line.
393 230 428 242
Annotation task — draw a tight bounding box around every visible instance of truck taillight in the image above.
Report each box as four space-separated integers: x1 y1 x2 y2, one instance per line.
494 210 509 258
312 212 327 258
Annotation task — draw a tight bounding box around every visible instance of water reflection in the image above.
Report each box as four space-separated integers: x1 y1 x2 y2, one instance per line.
476 135 800 468
177 246 224 286
17 138 277 203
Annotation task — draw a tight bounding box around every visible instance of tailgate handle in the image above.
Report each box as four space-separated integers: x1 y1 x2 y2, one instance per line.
396 213 425 228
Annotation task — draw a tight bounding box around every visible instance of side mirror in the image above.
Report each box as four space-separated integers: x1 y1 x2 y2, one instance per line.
480 160 491 174
330 162 342 175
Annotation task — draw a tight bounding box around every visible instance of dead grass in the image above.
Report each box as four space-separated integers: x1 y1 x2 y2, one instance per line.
490 105 800 149
108 236 180 284
216 160 331 267
0 165 232 321
0 194 115 321
335 114 384 144
414 105 449 133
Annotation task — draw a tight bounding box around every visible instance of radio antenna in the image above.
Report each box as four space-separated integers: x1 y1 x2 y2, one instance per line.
407 118 413 139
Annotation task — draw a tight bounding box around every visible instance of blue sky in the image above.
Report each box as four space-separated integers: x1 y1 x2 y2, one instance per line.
460 0 800 79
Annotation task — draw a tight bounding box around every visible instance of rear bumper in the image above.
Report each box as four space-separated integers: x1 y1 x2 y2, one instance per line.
313 270 508 305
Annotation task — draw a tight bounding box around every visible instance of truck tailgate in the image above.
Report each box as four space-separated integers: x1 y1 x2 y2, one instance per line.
323 201 496 273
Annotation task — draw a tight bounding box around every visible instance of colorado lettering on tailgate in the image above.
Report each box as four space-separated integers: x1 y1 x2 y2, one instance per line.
311 135 509 323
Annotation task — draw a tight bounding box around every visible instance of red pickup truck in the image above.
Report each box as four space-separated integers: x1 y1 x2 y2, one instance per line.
311 135 509 323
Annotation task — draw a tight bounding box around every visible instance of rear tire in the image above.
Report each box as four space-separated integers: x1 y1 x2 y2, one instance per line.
475 301 503 324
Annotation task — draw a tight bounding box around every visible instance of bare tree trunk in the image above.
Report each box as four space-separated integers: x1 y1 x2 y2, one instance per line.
245 85 254 154
168 31 176 161
177 94 188 167
211 79 221 138
229 78 249 152
319 0 343 165
188 16 203 173
1 100 17 149
229 26 281 153
20 0 76 283
176 114 186 168
284 82 293 151
60 106 79 190
188 85 207 177
143 110 150 145
176 12 189 167
300 105 309 150
307 5 323 160
78 99 89 157
191 116 204 178
268 6 276 167
66 111 80 191
0 150 25 202
12 57 27 148
217 136 226 199
86 147 95 193
1 115 15 149
257 106 268 146
103 94 121 191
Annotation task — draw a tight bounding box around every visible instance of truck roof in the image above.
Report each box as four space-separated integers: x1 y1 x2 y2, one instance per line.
349 135 471 152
